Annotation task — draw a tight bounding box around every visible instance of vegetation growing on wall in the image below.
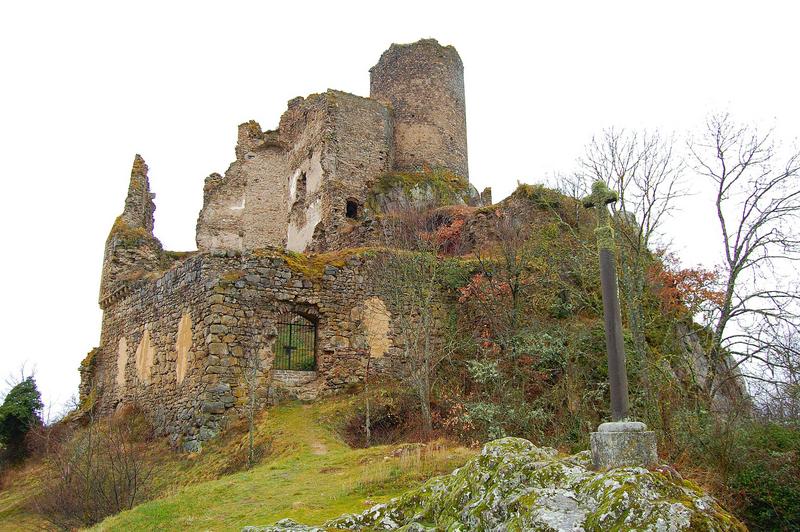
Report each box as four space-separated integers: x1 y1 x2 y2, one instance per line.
366 166 472 213
108 216 153 248
251 247 375 281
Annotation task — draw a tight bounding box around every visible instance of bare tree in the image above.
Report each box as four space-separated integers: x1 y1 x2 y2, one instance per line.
747 321 800 422
553 172 590 227
576 128 685 366
688 113 800 403
243 343 272 468
375 203 451 438
471 212 536 342
33 406 153 529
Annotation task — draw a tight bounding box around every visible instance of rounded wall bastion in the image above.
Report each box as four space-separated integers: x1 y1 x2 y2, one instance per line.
370 38 469 179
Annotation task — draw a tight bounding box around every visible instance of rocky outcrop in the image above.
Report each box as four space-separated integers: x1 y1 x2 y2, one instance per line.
244 438 745 531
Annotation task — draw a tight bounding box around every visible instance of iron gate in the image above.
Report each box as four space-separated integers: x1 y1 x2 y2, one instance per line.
274 313 317 371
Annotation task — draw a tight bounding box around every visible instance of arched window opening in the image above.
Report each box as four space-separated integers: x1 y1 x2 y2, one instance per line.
274 313 317 371
346 199 360 220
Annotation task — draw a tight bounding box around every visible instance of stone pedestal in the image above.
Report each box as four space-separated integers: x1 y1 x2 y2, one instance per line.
590 421 657 470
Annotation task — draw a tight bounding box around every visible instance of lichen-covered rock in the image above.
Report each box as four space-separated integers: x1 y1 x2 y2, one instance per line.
245 438 745 531
243 519 326 532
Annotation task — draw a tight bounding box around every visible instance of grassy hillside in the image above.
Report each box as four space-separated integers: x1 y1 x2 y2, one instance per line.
0 398 473 531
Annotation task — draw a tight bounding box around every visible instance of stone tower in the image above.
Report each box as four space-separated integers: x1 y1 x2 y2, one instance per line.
99 155 164 307
370 38 468 179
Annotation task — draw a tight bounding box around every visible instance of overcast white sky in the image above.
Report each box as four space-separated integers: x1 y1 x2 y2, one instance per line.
1 1 798 413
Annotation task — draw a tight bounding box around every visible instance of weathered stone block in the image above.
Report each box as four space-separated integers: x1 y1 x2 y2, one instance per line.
209 342 228 355
590 421 658 470
182 439 202 453
208 383 231 394
201 401 225 414
198 427 217 441
221 315 238 326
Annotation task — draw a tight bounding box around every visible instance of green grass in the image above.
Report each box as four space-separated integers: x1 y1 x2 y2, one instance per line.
0 464 48 531
73 399 473 531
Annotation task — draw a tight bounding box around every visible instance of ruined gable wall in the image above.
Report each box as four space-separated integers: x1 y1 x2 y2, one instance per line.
197 122 292 252
308 90 393 252
241 130 290 250
279 90 392 253
100 156 166 306
370 39 468 179
280 94 337 252
88 250 409 450
196 93 390 255
195 168 246 251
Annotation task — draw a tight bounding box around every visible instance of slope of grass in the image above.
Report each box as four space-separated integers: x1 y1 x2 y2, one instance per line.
0 397 466 531
0 464 48 531
0 397 473 532
95 400 473 531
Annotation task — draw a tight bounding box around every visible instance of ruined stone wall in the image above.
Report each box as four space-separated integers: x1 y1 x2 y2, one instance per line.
307 90 392 252
370 39 468 179
195 169 246 251
94 256 212 447
318 90 393 252
279 95 333 253
197 91 391 255
87 249 408 450
279 90 392 252
196 39 468 255
99 156 166 305
196 122 291 252
241 129 290 250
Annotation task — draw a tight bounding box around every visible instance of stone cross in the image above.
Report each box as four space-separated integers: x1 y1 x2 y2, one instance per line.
583 181 629 422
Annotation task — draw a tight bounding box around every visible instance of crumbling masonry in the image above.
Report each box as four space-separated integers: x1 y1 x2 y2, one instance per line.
81 39 478 450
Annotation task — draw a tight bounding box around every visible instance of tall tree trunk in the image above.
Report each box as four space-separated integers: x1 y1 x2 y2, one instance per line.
419 382 433 438
364 354 371 446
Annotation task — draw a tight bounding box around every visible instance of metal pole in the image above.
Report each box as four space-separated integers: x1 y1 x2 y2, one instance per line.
599 248 629 421
287 323 293 369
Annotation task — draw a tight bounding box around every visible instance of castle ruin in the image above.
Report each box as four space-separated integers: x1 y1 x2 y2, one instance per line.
82 39 479 450
195 38 468 254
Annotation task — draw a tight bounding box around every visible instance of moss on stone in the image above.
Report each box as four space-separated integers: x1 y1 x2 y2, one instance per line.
79 347 99 371
164 250 195 262
242 119 263 137
220 270 246 283
367 167 471 213
512 183 563 209
76 386 97 413
251 247 375 281
108 216 152 248
247 437 745 531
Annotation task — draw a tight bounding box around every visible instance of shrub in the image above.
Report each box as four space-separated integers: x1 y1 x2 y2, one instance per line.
511 183 562 209
341 387 421 448
728 422 800 531
32 406 154 529
0 376 43 464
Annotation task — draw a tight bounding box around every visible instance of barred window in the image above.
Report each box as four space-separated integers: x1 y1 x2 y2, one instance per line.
274 313 317 371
